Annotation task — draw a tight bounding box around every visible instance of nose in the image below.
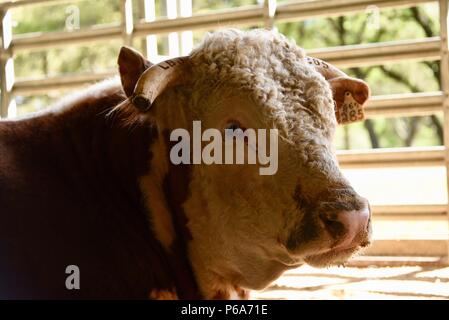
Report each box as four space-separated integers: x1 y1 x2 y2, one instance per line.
319 202 371 250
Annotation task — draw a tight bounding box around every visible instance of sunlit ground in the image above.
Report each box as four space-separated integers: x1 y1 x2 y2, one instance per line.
254 166 449 300
252 265 449 300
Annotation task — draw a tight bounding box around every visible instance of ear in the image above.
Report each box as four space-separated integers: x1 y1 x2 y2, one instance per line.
328 77 370 125
118 46 153 97
305 56 370 124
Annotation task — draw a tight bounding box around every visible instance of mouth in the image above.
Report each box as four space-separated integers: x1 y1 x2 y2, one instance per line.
303 245 363 267
283 220 372 268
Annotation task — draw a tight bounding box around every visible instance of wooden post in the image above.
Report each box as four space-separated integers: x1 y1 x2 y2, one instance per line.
264 0 276 30
439 0 449 263
179 0 193 56
166 0 179 57
121 0 134 47
137 0 147 55
0 7 14 118
143 0 158 60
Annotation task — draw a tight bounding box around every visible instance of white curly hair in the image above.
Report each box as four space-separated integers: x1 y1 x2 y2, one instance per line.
188 28 337 142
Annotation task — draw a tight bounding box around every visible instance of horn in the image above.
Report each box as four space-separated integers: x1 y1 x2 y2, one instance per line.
131 56 192 112
304 56 346 80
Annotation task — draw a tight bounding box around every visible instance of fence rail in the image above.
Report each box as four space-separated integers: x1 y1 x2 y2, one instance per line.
12 75 445 118
12 72 116 95
12 24 122 51
337 146 445 168
373 204 447 216
1 0 448 262
366 92 444 117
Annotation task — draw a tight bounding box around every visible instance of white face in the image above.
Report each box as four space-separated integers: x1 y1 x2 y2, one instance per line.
183 88 371 292
115 34 371 297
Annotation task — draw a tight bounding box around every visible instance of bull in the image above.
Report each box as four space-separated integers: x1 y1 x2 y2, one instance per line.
0 29 371 299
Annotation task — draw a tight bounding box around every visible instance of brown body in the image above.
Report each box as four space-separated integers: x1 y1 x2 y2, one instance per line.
0 82 200 299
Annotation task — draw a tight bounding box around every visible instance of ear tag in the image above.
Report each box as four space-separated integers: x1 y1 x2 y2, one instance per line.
335 91 365 124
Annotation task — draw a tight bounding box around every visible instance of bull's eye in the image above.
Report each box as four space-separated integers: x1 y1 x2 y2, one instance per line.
226 121 242 131
224 120 247 142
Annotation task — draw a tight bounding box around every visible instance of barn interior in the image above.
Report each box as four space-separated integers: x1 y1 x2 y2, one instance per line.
0 0 448 300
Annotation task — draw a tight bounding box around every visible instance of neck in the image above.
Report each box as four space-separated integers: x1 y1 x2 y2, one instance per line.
133 90 203 299
140 91 250 299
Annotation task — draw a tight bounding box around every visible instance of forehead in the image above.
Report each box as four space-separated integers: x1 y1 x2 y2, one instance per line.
190 30 337 135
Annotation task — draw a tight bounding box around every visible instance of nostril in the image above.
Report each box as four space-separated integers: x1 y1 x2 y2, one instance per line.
319 205 371 249
319 213 346 238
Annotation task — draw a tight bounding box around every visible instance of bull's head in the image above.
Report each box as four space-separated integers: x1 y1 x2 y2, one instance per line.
117 29 372 299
